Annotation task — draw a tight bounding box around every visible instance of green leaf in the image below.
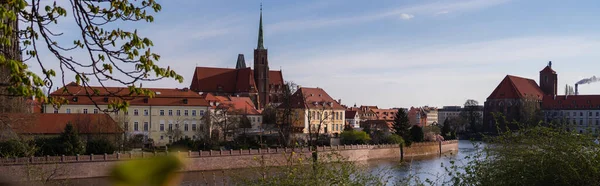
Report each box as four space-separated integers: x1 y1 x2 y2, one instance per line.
109 155 184 186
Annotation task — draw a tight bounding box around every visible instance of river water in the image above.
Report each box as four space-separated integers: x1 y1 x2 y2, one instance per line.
54 140 478 186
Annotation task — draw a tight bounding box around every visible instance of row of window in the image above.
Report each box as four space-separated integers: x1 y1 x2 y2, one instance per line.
53 108 207 116
125 121 199 132
547 111 600 117
309 123 344 132
564 119 600 126
158 109 205 116
250 117 261 123
310 111 344 120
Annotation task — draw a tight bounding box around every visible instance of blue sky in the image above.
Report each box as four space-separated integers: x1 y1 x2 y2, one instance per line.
31 0 600 108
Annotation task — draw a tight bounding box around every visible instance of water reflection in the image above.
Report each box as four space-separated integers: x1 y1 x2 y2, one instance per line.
55 140 477 185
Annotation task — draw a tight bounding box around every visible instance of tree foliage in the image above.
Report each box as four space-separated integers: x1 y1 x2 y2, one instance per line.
0 0 182 112
459 99 483 133
59 123 85 155
86 138 116 154
0 139 36 157
409 125 424 143
442 125 600 186
441 118 456 140
340 130 370 145
392 108 411 144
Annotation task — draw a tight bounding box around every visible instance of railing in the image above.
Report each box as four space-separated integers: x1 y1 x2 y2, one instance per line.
0 140 458 165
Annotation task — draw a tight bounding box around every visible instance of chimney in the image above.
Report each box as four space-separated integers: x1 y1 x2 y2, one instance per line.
338 99 341 104
575 84 579 95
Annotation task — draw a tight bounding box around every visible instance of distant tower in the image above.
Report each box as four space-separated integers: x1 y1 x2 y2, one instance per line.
235 54 246 69
254 4 270 109
539 61 558 96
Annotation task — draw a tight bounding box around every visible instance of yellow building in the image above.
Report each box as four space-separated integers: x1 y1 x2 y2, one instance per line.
277 87 345 135
46 82 210 146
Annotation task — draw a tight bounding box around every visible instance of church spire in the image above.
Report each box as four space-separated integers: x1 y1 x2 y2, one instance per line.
235 54 246 69
257 3 265 50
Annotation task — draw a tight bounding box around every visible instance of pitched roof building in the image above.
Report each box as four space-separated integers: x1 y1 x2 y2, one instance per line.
484 61 600 134
189 7 284 110
278 87 346 134
9 113 121 135
47 83 211 146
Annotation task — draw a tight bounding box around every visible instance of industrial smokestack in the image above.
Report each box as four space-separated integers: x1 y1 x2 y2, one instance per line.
575 84 579 95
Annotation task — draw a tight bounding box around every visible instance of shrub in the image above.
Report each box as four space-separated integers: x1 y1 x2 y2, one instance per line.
384 134 404 145
424 132 437 142
410 126 424 143
340 130 371 145
0 140 35 158
59 123 85 155
236 152 389 185
441 126 600 185
169 137 200 151
369 130 387 144
34 137 63 156
86 138 116 154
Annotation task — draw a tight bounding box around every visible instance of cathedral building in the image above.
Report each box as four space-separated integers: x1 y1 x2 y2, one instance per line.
190 8 284 110
484 62 600 134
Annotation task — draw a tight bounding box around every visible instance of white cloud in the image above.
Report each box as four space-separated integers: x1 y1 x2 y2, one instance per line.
269 0 510 33
274 36 600 108
435 11 450 15
399 13 414 20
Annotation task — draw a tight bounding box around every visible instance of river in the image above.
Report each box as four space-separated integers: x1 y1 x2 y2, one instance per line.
53 140 477 185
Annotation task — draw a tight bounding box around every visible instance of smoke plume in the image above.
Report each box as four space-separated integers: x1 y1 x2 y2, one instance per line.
576 76 599 85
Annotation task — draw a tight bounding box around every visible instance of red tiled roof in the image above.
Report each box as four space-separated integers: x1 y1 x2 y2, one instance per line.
540 66 556 74
49 83 210 107
200 93 219 102
269 71 284 86
372 108 398 121
487 75 544 100
345 110 357 119
217 97 260 115
542 95 600 110
279 87 345 110
190 67 284 93
8 113 122 134
229 96 255 107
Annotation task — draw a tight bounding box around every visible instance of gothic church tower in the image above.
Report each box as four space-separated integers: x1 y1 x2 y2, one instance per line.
254 5 269 109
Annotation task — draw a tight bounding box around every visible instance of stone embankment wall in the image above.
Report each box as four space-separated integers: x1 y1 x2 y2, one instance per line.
0 140 459 181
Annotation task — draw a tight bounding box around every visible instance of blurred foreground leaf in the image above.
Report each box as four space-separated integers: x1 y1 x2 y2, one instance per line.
109 155 185 186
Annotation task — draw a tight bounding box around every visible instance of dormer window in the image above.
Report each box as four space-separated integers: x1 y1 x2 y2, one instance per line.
183 98 188 104
103 97 109 102
313 102 318 106
72 97 78 102
143 98 149 103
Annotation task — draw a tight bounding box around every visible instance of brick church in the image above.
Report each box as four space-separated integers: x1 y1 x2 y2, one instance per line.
189 8 284 110
484 62 600 134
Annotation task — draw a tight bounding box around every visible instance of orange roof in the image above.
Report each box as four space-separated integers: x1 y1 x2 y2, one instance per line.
487 75 544 100
8 113 122 134
279 87 345 110
217 97 260 115
542 95 600 110
372 108 398 121
50 83 210 107
190 67 284 93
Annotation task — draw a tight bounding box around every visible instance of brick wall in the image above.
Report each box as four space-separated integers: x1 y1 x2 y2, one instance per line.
0 140 459 181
